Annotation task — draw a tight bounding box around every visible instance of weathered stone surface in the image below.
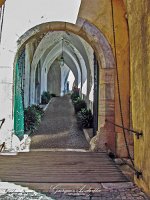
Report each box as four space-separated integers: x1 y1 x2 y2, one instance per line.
0 180 148 199
2 134 21 152
90 134 102 152
83 128 93 143
114 158 124 165
0 182 53 200
101 182 134 189
45 182 149 200
79 0 130 157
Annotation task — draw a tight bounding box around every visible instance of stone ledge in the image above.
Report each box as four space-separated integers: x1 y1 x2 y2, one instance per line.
40 98 53 112
101 182 134 189
0 152 18 156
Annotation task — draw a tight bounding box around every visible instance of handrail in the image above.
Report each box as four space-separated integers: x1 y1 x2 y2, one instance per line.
105 119 143 139
0 118 5 129
105 119 143 178
0 142 5 152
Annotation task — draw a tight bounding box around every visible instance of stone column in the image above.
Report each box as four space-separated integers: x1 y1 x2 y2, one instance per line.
47 61 61 96
90 68 115 153
24 43 32 108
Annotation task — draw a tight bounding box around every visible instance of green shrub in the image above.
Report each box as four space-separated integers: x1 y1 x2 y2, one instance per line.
31 105 44 116
50 93 56 97
24 105 44 132
71 86 80 102
73 98 87 113
41 91 51 104
71 92 79 102
77 108 93 128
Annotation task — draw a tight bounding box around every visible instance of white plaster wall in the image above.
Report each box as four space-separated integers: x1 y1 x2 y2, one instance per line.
67 43 87 90
79 36 94 102
79 37 94 81
30 31 88 90
61 65 70 96
67 70 75 91
0 67 13 148
33 45 81 104
0 0 81 148
0 0 81 67
44 50 81 97
24 43 32 108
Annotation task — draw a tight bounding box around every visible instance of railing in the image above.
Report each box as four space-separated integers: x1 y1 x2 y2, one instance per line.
0 142 5 152
105 119 143 178
105 119 143 139
0 118 5 129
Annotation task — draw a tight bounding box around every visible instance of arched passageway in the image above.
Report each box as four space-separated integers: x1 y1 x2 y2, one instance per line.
2 0 150 197
14 20 115 153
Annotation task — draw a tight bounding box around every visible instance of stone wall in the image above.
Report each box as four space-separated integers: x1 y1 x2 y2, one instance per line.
79 0 130 157
127 0 150 195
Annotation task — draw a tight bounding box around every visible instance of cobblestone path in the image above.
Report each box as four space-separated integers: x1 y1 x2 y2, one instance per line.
45 183 149 200
0 182 149 200
30 95 89 150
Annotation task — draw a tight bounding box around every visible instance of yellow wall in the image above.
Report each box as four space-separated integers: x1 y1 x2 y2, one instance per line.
79 0 130 157
112 0 130 157
79 0 150 195
78 0 114 46
127 0 150 195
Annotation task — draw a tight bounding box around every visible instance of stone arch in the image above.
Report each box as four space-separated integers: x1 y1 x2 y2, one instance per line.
29 31 90 102
14 20 115 152
46 60 74 97
41 43 82 89
40 46 82 98
30 31 90 74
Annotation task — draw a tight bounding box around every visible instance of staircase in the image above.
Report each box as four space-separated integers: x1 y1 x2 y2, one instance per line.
0 151 128 183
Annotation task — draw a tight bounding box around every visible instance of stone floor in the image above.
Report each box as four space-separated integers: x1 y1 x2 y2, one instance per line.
0 182 54 200
30 95 89 150
0 182 149 200
46 183 149 200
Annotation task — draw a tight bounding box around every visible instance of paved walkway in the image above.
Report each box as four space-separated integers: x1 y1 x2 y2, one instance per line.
46 183 149 200
0 96 149 199
30 95 89 150
0 182 149 200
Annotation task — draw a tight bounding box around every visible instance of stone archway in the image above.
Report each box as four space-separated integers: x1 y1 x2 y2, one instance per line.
29 31 90 105
31 42 82 104
14 19 115 153
40 44 82 100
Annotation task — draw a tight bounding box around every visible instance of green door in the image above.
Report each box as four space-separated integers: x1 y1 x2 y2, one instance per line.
14 49 25 139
